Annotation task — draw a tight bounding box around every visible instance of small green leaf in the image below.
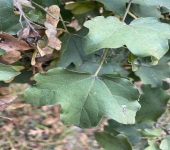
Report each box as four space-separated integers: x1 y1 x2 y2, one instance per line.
25 68 140 128
160 135 170 150
83 16 170 60
145 141 160 150
0 0 26 35
137 127 162 138
65 1 101 15
105 119 152 145
94 131 132 150
136 84 170 123
0 48 5 55
0 63 20 81
135 54 170 87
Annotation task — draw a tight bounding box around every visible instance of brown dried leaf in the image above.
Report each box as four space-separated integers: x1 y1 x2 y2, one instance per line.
46 5 60 27
34 52 59 73
17 0 34 9
0 87 12 96
38 36 53 55
6 103 27 110
4 77 15 83
31 50 37 65
0 51 21 65
0 32 32 52
44 5 62 51
17 27 45 40
17 27 30 40
45 22 62 51
0 94 17 111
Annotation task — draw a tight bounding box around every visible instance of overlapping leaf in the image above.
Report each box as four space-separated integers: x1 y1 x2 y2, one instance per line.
104 119 152 145
160 135 170 150
0 0 26 35
136 85 170 123
0 33 32 52
65 1 102 15
137 127 162 138
57 27 96 69
25 68 140 128
130 4 162 18
135 54 170 87
68 56 128 77
83 16 170 60
94 132 132 150
145 142 160 150
0 63 20 81
96 0 169 16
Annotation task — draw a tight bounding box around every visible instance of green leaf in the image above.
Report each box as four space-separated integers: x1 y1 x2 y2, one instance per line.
135 54 170 87
74 9 100 24
104 119 152 145
94 131 132 150
130 4 162 18
161 7 170 14
95 0 126 16
95 0 170 16
11 70 35 85
68 56 128 77
0 0 26 35
133 140 148 150
65 1 101 15
0 63 20 81
136 84 170 123
145 141 160 150
0 48 5 55
160 135 170 150
25 68 140 128
137 127 162 138
57 27 96 69
83 16 170 60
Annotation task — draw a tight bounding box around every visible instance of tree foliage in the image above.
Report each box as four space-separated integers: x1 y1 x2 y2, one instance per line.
0 0 170 149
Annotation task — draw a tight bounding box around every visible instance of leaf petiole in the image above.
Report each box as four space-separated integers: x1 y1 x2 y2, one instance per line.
94 48 109 76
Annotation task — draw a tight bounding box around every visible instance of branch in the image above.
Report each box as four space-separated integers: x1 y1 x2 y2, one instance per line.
158 123 170 135
122 0 133 22
13 0 41 37
28 0 70 24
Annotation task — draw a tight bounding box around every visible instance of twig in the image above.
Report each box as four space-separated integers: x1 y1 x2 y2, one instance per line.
28 0 70 23
96 49 105 62
128 11 137 19
57 28 83 37
28 20 47 29
0 115 13 121
122 0 133 22
60 14 68 31
157 123 170 135
13 0 41 37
